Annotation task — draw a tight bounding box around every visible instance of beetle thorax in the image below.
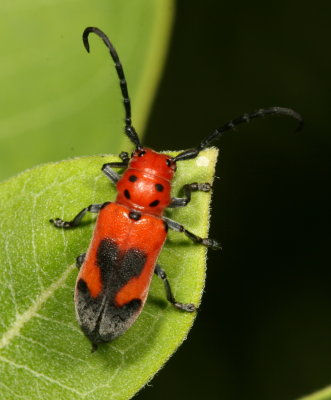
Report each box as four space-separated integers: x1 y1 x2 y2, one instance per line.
115 148 176 216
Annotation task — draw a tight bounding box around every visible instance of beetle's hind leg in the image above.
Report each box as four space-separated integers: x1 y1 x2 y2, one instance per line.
154 264 196 312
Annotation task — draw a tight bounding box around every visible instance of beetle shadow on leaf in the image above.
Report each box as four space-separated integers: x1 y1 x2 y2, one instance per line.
147 293 168 310
165 238 193 249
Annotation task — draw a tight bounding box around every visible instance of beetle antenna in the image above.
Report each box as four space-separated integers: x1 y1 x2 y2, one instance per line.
173 107 303 162
83 27 142 149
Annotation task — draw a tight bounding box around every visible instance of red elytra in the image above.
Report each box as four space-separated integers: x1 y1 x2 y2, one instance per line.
50 27 302 350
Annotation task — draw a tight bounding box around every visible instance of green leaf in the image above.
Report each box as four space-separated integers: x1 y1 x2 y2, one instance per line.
299 387 331 400
0 148 219 399
0 0 174 180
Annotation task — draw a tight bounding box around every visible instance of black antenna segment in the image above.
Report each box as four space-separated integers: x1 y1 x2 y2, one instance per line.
83 27 141 148
173 107 303 162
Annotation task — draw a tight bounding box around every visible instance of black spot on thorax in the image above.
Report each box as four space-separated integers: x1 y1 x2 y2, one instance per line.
155 183 164 192
129 175 138 182
129 211 141 220
149 199 160 207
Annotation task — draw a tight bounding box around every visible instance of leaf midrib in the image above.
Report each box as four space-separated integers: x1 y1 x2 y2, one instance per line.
0 263 76 350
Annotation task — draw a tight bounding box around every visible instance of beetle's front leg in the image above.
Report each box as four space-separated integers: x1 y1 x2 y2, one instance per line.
168 182 211 208
102 152 130 184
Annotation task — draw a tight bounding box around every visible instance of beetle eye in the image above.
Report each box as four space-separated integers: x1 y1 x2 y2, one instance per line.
166 159 176 170
133 149 146 157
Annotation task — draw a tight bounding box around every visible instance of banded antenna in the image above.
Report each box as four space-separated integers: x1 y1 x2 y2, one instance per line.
83 27 142 149
173 107 303 162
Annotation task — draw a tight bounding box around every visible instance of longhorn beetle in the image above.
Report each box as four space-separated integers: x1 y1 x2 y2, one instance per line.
50 27 303 350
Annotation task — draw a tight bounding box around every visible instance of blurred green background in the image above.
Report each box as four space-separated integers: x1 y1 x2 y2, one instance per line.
1 0 331 399
139 1 331 400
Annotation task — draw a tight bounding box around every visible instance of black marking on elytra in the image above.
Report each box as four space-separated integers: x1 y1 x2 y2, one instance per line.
124 189 131 199
138 150 146 157
129 211 141 221
77 278 89 293
129 175 138 182
149 199 160 207
155 183 164 192
96 238 119 274
75 238 147 344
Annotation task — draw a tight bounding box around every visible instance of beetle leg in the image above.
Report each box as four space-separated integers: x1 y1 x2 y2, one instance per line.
101 152 130 184
119 151 130 163
163 217 222 250
50 203 104 229
168 182 211 208
154 264 196 312
102 164 121 183
76 253 86 269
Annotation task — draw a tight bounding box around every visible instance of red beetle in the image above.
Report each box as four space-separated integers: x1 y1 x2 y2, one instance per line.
51 27 302 350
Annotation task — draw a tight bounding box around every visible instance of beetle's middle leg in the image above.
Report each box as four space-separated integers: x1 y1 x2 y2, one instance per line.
50 203 104 229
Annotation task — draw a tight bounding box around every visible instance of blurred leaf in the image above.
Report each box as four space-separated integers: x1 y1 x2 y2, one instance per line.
0 0 174 180
0 148 218 399
299 387 331 400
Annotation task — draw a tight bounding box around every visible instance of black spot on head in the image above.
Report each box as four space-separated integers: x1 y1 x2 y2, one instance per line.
77 278 89 294
129 175 137 182
149 199 160 207
138 150 146 157
166 159 172 167
124 189 131 199
129 211 141 221
155 183 164 192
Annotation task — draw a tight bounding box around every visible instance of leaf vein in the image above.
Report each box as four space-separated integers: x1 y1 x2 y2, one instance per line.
0 263 76 349
20 334 92 365
35 313 82 334
0 380 29 399
0 355 83 395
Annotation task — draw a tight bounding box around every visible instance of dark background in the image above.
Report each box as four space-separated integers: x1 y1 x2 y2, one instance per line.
138 1 331 399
